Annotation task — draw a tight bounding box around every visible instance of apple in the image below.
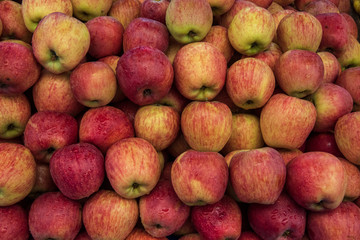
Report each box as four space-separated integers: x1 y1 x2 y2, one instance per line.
191 195 242 240
219 0 257 28
113 98 140 125
134 104 180 151
178 234 202 240
228 6 276 56
105 137 162 199
123 17 169 53
267 1 284 14
21 0 73 33
116 46 174 106
166 132 191 158
155 86 190 114
341 12 358 39
309 82 353 132
172 216 197 237
203 25 234 63
28 191 82 240
336 66 360 111
0 204 29 240
226 57 275 109
125 227 168 240
139 178 191 237
23 111 78 163
247 192 307 240
317 51 341 83
0 41 41 95
306 201 360 239
260 93 317 149
83 189 139 240
181 100 232 152
32 69 85 117
334 111 360 165
32 12 90 74
75 231 92 240
277 148 303 165
286 151 347 211
336 35 360 70
71 0 113 21
0 18 2 36
30 163 57 195
304 0 340 16
165 0 213 44
70 61 117 108
246 42 282 71
339 157 360 201
0 0 32 43
276 11 323 52
271 9 296 43
239 231 262 240
173 42 227 101
212 88 241 113
85 16 124 59
171 149 229 206
229 147 286 204
108 0 141 29
208 0 236 16
140 0 170 24
165 35 184 64
305 132 343 157
0 93 31 140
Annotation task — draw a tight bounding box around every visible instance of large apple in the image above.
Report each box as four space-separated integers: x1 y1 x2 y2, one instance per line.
0 204 29 240
32 12 90 74
165 0 213 44
108 0 141 29
140 0 170 24
71 0 113 21
336 66 360 111
180 100 232 152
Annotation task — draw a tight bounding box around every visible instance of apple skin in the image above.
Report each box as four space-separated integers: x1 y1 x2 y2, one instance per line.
30 163 57 195
317 51 341 83
171 149 229 206
21 0 73 33
334 112 360 165
229 147 286 204
180 100 232 152
276 11 323 52
226 57 275 109
50 143 105 200
336 66 360 111
123 17 169 53
116 46 174 106
71 0 113 22
105 137 162 199
336 35 360 70
219 0 257 28
304 0 340 16
203 25 234 63
166 132 191 159
79 105 134 154
286 151 347 211
246 42 282 71
247 192 307 240
140 0 170 24
178 233 202 240
208 0 236 16
239 231 262 240
191 195 242 240
277 148 303 165
28 191 82 240
0 93 31 140
155 86 190 114
165 0 213 44
305 132 343 157
307 201 360 239
339 157 360 201
23 111 79 163
125 227 168 240
0 204 29 240
139 178 191 238
32 12 90 74
83 189 139 240
113 98 140 125
0 41 41 95
174 42 227 101
228 6 276 56
108 0 141 29
341 12 358 39
271 9 296 43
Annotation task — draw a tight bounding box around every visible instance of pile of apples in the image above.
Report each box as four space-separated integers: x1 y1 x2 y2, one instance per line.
1 0 360 239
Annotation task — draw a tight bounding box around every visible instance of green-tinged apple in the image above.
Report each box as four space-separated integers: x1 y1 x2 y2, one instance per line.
228 6 276 56
140 0 170 24
203 25 234 63
339 157 360 201
0 204 29 240
309 83 353 132
108 0 141 29
155 86 190 114
267 2 284 14
165 0 213 44
247 192 306 240
24 111 78 163
28 192 82 240
75 231 92 240
305 132 343 157
307 201 360 239
271 9 295 43
222 113 264 155
336 35 360 69
21 0 73 33
134 104 180 151
32 12 90 74
139 179 191 237
85 16 124 59
219 0 257 28
317 51 341 83
0 41 41 95
173 42 227 101
181 100 232 152
79 106 134 154
30 163 57 195
105 137 162 199
304 0 340 15
208 0 236 16
286 151 347 211
229 147 286 204
0 1 32 43
70 61 117 108
336 66 360 111
226 57 275 109
277 148 303 165
125 227 168 240
32 70 85 116
116 46 174 106
70 0 113 21
245 42 282 71
171 150 229 206
0 93 31 139
83 190 139 240
276 11 323 52
260 93 317 149
334 112 360 165
0 143 36 207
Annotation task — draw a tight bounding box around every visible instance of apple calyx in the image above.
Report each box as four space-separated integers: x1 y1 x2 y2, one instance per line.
0 77 10 89
1 123 22 139
143 88 152 97
49 49 59 62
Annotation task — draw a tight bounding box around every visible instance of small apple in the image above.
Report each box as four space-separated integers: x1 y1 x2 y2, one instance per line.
71 0 113 21
208 0 236 16
305 132 343 157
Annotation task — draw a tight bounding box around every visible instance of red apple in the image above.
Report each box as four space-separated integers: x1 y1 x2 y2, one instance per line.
317 51 341 83
336 35 360 69
108 0 141 29
166 132 191 159
339 157 360 201
113 98 140 125
0 204 29 240
277 148 304 165
239 231 262 240
304 0 340 15
341 12 358 39
246 42 282 71
125 227 168 240
30 163 57 195
336 66 360 111
203 25 234 63
74 231 92 240
305 132 343 157
140 0 170 24
155 86 190 114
